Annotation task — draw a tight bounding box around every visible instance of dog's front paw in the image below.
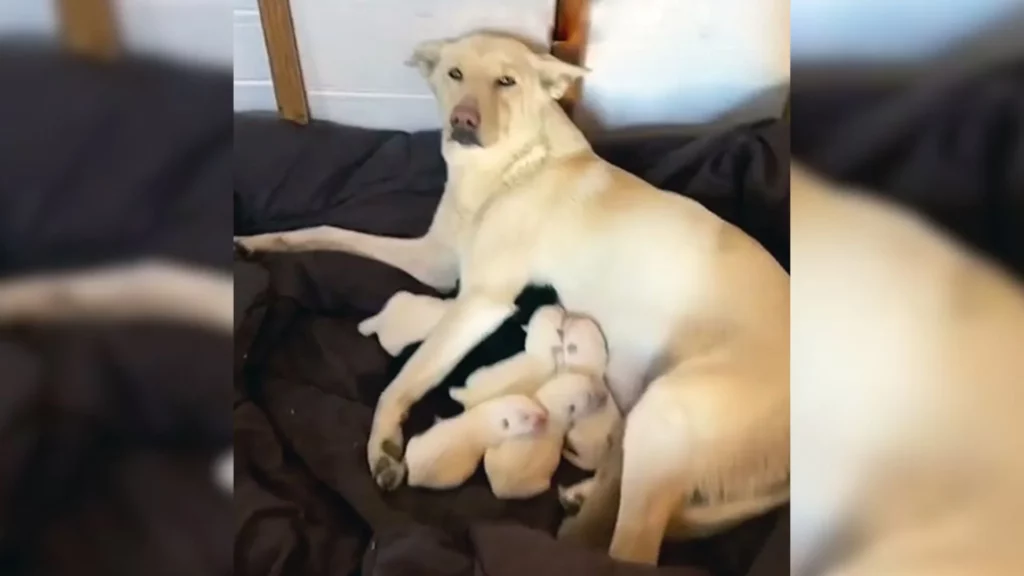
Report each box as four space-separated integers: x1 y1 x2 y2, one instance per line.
367 434 406 491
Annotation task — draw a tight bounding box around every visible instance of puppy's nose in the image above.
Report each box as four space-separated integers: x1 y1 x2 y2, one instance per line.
532 412 548 431
449 101 480 130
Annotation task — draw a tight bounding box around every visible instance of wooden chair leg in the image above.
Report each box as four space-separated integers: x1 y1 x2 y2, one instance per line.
57 0 120 60
552 0 590 115
258 0 311 125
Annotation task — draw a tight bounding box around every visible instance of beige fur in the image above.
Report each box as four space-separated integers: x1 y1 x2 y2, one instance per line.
235 32 789 564
358 291 452 355
790 165 1024 576
485 371 608 499
404 394 547 489
557 315 620 471
449 303 564 406
0 259 233 332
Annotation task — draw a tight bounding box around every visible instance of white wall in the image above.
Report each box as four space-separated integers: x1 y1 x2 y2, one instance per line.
0 0 233 69
0 2 56 37
576 0 790 135
791 0 1023 65
233 0 558 131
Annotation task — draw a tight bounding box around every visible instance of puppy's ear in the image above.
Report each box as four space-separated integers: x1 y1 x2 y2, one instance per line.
406 39 445 76
531 54 588 100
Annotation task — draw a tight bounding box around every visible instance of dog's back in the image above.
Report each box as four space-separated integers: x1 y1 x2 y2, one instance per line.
791 166 1024 575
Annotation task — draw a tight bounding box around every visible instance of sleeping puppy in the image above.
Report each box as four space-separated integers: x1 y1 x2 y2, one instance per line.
790 165 1024 575
358 290 453 356
485 371 608 499
235 32 790 563
404 394 548 489
451 311 619 473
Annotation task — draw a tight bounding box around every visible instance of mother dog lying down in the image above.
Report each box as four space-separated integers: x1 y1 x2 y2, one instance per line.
235 32 790 565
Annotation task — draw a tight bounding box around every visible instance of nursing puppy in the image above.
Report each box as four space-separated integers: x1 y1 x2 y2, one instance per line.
404 394 548 489
451 311 619 473
485 371 608 499
558 315 620 471
790 166 1024 575
449 303 564 406
235 32 789 563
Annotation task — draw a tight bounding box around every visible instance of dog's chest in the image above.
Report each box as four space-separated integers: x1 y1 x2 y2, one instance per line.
452 181 555 256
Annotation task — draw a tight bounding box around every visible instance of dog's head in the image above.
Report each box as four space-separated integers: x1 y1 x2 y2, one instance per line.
407 32 587 149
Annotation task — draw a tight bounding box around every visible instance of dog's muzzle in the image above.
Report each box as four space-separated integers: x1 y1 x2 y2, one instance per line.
449 99 482 147
450 127 482 146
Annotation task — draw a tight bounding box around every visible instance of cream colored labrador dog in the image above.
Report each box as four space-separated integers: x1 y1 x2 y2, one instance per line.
235 32 790 564
791 166 1024 576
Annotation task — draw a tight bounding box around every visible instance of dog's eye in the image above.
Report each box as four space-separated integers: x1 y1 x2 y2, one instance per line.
448 67 463 81
496 75 516 87
501 418 509 429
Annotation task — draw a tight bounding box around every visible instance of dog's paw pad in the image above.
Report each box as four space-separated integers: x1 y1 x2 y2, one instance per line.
372 451 406 491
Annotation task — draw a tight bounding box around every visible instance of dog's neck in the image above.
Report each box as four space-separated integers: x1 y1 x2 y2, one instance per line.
443 101 591 216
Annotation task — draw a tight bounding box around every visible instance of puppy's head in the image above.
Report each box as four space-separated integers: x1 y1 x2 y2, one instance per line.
407 32 587 149
536 372 608 424
482 394 548 438
523 304 566 357
560 315 608 373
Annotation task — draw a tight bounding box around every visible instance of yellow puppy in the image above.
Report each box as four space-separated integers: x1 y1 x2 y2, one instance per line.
358 291 452 356
404 394 548 490
558 315 620 472
484 372 609 499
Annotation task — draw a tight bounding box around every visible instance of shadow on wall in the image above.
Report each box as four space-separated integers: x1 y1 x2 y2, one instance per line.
573 82 789 141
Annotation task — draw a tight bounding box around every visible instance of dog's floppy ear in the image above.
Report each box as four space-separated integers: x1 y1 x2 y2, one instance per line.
407 39 446 76
531 53 588 100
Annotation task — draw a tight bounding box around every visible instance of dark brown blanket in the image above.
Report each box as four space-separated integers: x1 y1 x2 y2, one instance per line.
1 46 232 576
232 115 791 576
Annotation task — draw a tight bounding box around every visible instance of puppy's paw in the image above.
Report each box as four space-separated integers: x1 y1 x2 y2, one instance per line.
558 485 585 516
357 314 380 337
557 477 595 515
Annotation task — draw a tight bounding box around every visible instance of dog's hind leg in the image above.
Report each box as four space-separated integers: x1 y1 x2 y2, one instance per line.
606 375 693 565
235 225 458 291
556 420 624 551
